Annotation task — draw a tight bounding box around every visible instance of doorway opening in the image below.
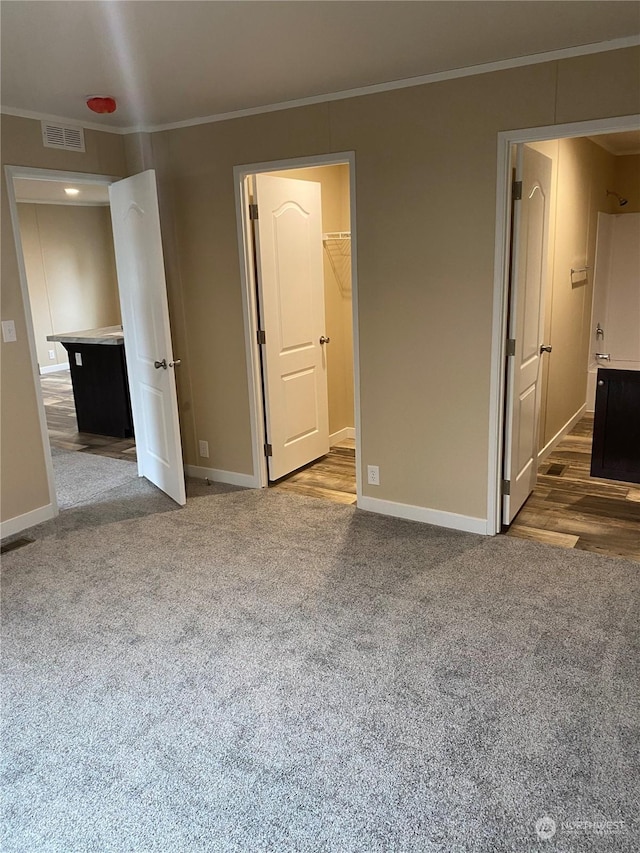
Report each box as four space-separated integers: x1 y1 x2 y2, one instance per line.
5 165 186 530
491 117 640 560
234 153 360 506
7 170 136 516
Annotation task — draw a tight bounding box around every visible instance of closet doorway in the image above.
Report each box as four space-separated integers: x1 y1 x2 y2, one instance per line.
235 153 360 506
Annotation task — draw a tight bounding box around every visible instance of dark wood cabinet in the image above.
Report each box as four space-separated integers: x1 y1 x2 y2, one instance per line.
591 368 640 484
63 342 134 439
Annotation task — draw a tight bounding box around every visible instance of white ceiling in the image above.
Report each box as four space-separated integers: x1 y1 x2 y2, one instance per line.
588 130 640 156
14 179 110 205
1 1 639 132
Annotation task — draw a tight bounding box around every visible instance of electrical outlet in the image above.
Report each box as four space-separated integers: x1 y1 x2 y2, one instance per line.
48 349 56 360
367 465 380 486
199 440 209 458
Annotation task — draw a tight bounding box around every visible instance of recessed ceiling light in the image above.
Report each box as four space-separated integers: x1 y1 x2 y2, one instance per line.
64 188 80 196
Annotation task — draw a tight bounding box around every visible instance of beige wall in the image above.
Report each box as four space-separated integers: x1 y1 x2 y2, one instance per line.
274 165 354 437
17 203 120 369
531 138 616 451
1 115 126 524
2 47 639 530
613 153 640 213
149 47 638 520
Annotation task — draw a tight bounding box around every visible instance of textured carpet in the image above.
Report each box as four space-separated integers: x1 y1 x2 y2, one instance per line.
2 475 639 852
51 447 139 510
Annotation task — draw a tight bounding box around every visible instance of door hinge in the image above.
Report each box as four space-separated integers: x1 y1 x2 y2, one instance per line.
512 180 522 201
501 479 511 496
249 203 259 220
506 338 516 356
257 329 266 345
264 443 272 457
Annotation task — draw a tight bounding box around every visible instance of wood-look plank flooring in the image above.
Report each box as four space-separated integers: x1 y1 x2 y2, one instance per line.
271 439 356 505
40 371 137 461
506 414 640 562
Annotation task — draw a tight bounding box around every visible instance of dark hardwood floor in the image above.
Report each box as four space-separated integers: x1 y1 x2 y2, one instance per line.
40 371 137 461
506 414 640 562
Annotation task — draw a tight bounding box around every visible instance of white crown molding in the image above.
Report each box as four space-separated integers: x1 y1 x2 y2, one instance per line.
2 35 639 136
143 35 640 134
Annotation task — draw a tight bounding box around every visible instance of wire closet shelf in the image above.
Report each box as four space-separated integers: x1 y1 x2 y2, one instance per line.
322 231 352 295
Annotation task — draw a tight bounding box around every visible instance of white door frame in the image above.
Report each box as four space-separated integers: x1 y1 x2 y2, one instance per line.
233 151 361 499
5 165 122 523
487 113 640 535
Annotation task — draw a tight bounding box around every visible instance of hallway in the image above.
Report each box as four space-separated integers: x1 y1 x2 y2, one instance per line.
506 415 640 561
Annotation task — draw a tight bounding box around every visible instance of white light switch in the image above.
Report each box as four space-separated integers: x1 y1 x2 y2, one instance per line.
1 320 17 343
75 352 82 366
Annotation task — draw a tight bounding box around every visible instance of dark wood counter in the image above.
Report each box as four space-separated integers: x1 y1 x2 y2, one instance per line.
47 326 133 439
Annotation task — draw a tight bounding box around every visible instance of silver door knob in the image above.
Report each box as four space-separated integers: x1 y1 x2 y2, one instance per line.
169 359 181 367
154 359 167 369
540 345 552 354
319 336 330 345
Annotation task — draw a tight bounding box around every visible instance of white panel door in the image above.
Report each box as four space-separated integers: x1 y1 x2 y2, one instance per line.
503 145 552 524
109 170 186 505
253 174 329 481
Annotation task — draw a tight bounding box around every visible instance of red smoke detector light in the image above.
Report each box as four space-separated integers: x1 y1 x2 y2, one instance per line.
86 96 117 114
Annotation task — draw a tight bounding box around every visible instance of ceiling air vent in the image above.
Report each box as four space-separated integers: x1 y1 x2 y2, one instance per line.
41 121 85 152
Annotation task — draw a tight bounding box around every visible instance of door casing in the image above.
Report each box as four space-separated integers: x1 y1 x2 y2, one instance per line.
233 152 361 498
489 113 640 535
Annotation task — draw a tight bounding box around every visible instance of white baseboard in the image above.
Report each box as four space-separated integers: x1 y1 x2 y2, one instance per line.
538 404 587 464
39 363 69 375
357 495 489 535
330 427 355 444
184 464 259 489
0 502 57 539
